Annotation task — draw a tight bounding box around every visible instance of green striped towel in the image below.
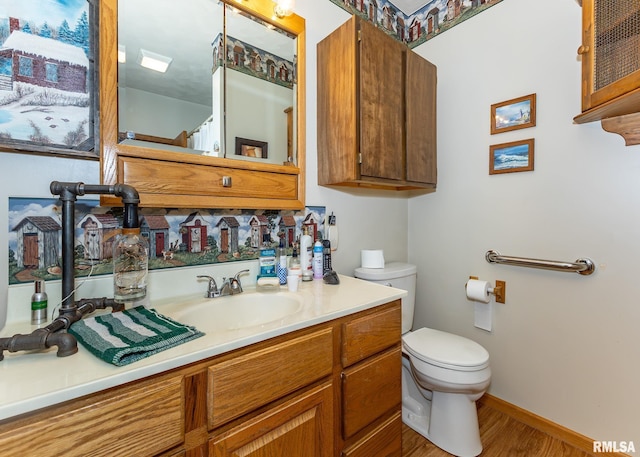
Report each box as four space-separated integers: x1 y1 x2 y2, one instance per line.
69 306 204 366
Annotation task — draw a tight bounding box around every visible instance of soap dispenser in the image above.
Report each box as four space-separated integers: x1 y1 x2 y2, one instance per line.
113 227 149 303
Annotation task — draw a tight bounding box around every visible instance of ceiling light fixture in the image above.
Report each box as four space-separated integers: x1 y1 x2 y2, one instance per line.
273 0 295 18
137 48 173 73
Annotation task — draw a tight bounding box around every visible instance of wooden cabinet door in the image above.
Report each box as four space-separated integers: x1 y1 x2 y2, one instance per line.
406 50 437 185
358 18 405 182
317 16 359 187
210 383 333 457
577 0 640 119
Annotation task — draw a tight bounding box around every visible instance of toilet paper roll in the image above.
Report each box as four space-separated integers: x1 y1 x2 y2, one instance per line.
466 279 491 303
361 250 385 268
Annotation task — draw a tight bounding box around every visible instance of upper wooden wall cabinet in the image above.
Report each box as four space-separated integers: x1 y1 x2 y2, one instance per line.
317 16 437 191
574 0 640 145
99 0 306 209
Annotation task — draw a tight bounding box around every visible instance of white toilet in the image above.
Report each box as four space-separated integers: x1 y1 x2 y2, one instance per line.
354 262 491 457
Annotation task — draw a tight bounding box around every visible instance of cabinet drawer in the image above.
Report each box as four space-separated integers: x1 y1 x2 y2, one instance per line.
341 301 401 367
119 156 298 200
342 411 402 457
208 328 333 428
342 347 401 439
211 382 333 457
0 375 184 457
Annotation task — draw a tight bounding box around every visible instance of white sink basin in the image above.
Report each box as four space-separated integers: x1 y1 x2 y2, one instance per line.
164 291 304 333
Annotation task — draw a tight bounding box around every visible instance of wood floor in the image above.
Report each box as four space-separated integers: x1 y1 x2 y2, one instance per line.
402 400 595 457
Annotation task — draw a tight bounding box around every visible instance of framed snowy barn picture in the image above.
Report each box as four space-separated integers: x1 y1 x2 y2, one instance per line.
0 0 98 159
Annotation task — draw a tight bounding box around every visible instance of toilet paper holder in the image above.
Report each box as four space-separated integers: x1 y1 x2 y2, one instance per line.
468 276 506 303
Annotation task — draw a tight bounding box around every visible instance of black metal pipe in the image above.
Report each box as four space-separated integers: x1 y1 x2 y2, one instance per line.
0 297 125 361
0 329 78 361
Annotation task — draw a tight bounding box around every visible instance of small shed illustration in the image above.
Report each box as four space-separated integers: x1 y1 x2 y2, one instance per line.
249 215 270 248
140 215 170 258
396 16 406 42
180 212 210 253
278 215 296 248
0 29 88 93
12 216 61 269
216 217 239 254
302 213 319 242
425 8 440 35
368 0 379 24
78 214 120 261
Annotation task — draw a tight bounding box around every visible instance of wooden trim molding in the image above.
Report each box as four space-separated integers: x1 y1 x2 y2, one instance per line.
479 394 629 457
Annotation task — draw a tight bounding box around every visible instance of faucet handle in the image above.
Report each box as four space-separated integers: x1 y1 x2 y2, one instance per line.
231 269 250 293
197 275 219 298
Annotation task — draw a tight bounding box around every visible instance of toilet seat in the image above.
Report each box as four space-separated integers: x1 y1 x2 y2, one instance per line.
403 328 489 372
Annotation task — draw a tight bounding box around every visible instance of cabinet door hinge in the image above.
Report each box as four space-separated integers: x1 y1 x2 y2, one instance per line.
357 29 361 42
358 153 362 164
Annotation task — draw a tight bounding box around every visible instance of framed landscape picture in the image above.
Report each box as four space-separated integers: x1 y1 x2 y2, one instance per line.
491 93 536 135
0 0 98 159
489 138 535 175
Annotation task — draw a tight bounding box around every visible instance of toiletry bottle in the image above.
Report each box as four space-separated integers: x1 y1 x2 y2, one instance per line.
113 227 149 303
289 243 301 278
31 280 48 325
312 241 323 279
277 239 288 284
300 227 312 279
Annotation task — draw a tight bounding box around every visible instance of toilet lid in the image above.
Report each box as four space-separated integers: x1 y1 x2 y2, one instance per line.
403 328 489 371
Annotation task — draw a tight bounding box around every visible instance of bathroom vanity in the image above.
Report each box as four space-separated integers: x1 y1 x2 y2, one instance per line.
0 276 404 456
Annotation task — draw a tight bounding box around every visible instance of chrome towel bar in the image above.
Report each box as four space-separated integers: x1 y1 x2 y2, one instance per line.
485 250 595 276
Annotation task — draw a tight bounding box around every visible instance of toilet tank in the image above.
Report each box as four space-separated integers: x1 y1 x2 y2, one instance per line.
354 262 417 334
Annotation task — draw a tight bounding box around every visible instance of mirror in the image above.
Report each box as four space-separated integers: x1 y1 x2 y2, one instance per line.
117 0 297 166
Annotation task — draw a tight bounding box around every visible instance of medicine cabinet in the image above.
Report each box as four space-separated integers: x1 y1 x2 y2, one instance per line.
99 0 306 208
574 0 640 145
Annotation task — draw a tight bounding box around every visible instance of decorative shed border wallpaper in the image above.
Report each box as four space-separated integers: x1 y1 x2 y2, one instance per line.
330 0 504 48
8 197 324 285
212 33 296 90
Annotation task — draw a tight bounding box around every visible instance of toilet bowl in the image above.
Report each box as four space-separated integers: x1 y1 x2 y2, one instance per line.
403 327 491 457
354 263 491 457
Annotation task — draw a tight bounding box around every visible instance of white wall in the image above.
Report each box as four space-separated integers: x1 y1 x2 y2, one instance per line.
119 87 211 138
407 0 640 449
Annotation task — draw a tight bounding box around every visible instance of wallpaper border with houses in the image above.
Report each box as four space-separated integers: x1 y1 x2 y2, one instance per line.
330 0 504 49
8 197 324 285
212 33 295 90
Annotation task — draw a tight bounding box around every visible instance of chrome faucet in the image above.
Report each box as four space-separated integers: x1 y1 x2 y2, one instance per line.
197 275 219 298
220 269 250 296
198 269 249 298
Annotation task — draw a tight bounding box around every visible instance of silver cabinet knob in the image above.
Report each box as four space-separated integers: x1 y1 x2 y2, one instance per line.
222 176 232 187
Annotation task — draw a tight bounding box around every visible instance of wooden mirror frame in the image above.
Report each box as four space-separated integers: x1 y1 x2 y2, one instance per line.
99 0 305 209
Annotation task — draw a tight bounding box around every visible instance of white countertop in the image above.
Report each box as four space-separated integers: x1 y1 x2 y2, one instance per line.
0 275 405 421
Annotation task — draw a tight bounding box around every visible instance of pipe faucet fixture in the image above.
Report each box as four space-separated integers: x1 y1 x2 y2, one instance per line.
0 182 141 361
50 181 141 316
